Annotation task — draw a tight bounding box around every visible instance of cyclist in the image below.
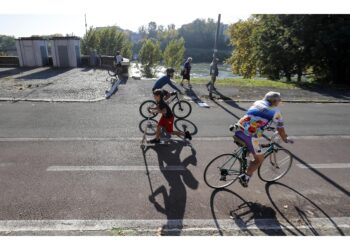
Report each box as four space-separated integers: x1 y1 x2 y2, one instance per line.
152 68 182 101
230 91 293 187
148 89 192 144
114 51 123 74
180 57 192 88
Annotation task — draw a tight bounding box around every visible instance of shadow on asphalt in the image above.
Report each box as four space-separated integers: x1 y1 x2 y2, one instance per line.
212 88 247 112
265 182 345 236
141 141 199 236
16 67 72 80
139 118 198 137
210 188 286 236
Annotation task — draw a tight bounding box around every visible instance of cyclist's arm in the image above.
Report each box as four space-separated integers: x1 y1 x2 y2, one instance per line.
168 80 181 92
149 106 166 115
277 127 288 143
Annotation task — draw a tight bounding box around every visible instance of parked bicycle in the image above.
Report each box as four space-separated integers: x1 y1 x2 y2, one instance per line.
204 126 293 189
139 91 192 119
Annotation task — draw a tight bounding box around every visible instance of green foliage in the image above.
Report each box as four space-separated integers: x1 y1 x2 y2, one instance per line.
163 38 185 70
81 26 132 59
0 35 16 55
227 18 258 78
179 18 231 62
138 39 162 77
227 15 350 85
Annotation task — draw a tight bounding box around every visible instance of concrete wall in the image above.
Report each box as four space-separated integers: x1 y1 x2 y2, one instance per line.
15 40 49 67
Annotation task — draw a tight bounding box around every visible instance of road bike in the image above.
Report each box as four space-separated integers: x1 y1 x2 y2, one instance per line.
139 91 192 119
204 126 293 189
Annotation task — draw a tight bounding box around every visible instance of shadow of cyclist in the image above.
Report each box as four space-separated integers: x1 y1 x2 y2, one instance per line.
265 182 345 236
146 141 199 235
210 188 286 236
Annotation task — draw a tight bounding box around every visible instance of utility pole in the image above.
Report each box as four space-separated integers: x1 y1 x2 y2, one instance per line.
84 14 88 35
213 14 221 61
209 14 221 99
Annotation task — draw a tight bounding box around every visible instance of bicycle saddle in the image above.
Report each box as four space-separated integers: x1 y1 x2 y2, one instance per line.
233 135 247 147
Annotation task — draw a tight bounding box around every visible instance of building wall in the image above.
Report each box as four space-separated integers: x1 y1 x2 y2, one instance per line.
15 40 49 67
51 39 80 67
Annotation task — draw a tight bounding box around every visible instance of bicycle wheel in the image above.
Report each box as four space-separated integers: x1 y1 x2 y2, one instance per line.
139 100 157 118
258 148 293 182
204 154 242 189
108 68 117 77
172 100 192 119
139 118 158 136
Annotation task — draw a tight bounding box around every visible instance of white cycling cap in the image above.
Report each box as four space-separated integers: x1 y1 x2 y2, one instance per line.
264 91 282 102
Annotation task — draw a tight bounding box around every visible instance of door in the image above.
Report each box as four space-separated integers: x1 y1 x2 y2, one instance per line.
40 46 48 66
57 45 69 67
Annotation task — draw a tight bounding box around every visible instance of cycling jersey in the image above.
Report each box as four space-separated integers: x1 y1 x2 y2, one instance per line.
238 100 284 138
152 75 180 92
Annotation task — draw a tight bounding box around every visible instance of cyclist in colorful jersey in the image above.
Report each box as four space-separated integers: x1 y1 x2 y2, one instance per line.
230 91 294 187
152 68 182 100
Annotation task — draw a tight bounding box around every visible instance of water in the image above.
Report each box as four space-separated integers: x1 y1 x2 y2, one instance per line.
190 63 237 78
129 62 238 79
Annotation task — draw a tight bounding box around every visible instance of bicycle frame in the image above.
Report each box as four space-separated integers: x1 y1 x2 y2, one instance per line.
228 132 280 174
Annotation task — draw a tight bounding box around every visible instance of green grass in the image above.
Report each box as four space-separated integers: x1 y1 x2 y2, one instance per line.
182 77 349 90
187 77 303 89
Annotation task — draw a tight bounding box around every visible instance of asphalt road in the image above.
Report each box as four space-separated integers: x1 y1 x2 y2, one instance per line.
0 83 349 235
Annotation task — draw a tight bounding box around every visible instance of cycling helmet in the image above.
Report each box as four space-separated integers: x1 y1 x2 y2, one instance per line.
264 91 281 103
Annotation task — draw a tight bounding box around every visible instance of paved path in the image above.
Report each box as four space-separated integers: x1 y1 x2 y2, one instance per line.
0 82 349 235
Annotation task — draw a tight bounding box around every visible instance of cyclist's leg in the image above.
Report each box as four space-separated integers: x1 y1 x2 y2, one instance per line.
235 131 264 176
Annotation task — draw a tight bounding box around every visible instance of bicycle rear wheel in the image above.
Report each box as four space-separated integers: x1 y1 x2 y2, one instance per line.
172 100 192 119
258 148 293 182
139 100 157 118
204 154 242 189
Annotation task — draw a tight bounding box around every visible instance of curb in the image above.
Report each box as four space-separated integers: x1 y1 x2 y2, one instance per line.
0 97 106 103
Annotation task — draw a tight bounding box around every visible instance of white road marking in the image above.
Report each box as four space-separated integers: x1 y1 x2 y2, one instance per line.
47 165 186 171
297 163 350 169
1 135 350 142
0 217 348 233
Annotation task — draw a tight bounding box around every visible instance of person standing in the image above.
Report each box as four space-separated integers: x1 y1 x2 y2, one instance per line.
114 51 123 74
180 57 192 88
207 58 219 98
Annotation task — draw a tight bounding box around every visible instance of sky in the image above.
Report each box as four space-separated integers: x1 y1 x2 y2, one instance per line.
0 0 349 38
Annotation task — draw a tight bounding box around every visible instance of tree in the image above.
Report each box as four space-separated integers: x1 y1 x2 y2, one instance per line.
163 38 186 70
0 35 16 55
227 18 258 78
178 18 231 62
81 26 132 59
138 39 162 77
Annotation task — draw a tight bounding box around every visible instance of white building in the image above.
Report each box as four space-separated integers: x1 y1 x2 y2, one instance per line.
51 37 81 67
15 37 49 67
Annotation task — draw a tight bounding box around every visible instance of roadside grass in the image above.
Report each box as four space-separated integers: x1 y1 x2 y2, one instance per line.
176 77 349 90
187 77 306 89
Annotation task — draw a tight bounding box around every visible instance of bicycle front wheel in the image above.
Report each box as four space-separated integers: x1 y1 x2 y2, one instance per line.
108 68 117 77
139 100 157 118
258 148 293 182
204 154 242 189
172 100 192 119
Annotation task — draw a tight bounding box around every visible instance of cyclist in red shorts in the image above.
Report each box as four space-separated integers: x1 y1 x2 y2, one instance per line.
148 89 192 144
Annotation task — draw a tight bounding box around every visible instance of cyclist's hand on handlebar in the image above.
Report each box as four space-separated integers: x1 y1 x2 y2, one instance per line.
229 124 239 132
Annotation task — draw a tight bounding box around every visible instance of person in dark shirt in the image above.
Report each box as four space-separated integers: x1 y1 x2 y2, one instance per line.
152 68 181 91
207 58 219 98
180 57 192 88
148 89 192 144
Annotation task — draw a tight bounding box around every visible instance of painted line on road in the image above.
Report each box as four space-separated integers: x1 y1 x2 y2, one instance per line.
0 217 348 233
47 165 186 171
1 135 350 142
297 163 350 169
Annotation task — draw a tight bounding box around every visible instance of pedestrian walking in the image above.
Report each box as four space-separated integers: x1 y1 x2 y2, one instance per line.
207 58 219 99
180 57 192 88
